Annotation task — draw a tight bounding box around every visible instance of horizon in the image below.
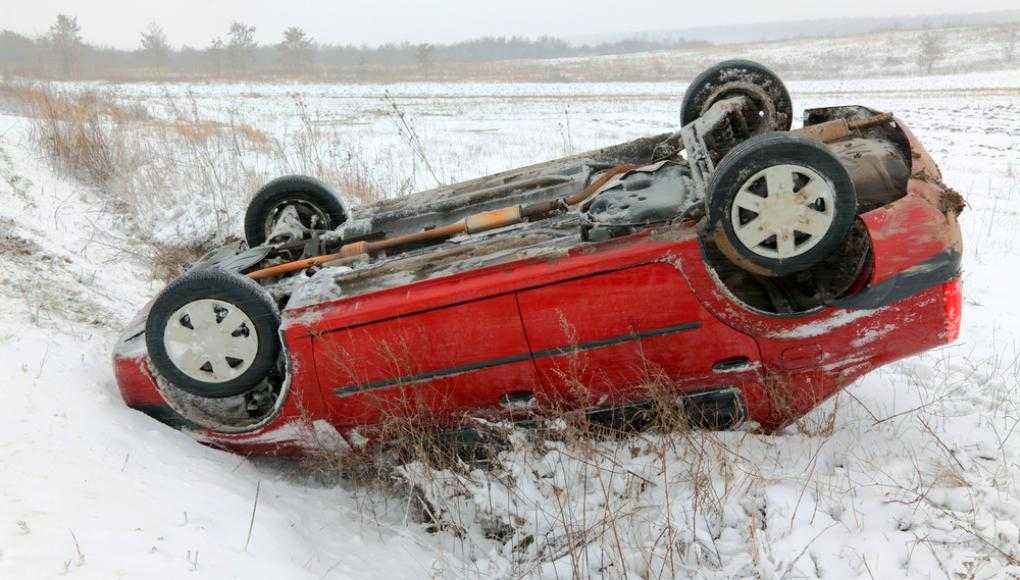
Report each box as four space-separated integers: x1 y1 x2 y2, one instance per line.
2 2 1017 50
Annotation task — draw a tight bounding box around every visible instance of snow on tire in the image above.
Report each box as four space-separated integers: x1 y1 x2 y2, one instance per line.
681 59 793 134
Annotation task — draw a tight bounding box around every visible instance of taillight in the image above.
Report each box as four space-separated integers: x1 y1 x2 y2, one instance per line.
942 278 962 342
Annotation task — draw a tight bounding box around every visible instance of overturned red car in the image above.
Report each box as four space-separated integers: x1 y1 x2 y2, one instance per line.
114 61 964 454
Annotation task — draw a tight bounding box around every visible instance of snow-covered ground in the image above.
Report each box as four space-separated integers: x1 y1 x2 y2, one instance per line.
521 24 1020 81
0 73 1018 578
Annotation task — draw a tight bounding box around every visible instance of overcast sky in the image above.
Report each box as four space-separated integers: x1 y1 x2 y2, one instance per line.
2 0 1016 49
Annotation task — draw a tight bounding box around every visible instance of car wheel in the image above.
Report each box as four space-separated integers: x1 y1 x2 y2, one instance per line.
244 175 349 248
681 59 793 134
145 269 281 398
706 133 857 277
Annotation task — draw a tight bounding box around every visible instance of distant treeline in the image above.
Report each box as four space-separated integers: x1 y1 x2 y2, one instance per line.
0 15 709 80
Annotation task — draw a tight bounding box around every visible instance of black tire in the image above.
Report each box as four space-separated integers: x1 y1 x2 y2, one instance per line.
244 175 348 248
145 269 281 398
706 133 857 277
681 60 793 134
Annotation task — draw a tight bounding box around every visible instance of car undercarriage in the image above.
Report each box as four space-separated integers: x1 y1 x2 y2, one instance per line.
236 100 910 318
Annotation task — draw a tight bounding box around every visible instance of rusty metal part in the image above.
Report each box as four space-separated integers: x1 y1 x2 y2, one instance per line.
323 232 569 297
519 199 565 220
702 81 776 134
711 224 776 277
250 223 467 279
340 241 370 257
368 222 465 251
464 206 523 234
830 137 910 213
248 254 341 280
439 175 572 211
563 164 638 206
515 165 639 222
680 96 753 192
910 146 943 182
794 112 894 143
248 224 468 279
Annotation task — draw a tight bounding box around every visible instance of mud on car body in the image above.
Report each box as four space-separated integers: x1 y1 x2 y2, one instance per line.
113 60 964 454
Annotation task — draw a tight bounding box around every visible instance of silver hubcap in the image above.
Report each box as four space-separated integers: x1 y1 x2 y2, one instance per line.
163 299 259 383
730 164 836 260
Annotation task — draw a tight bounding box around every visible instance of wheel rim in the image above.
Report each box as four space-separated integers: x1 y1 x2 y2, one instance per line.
729 164 836 260
163 299 260 383
262 200 330 241
702 81 777 134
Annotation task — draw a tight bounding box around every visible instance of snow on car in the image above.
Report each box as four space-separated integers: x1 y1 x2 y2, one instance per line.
112 61 964 453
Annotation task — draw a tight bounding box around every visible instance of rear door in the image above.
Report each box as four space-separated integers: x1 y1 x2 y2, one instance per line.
516 263 762 409
314 294 539 428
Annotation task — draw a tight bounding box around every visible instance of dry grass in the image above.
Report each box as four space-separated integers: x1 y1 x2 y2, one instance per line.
290 333 771 578
0 81 388 278
283 314 1011 578
148 242 210 282
6 85 136 186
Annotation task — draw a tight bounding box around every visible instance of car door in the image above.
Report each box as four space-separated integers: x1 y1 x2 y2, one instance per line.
516 262 762 413
313 293 540 429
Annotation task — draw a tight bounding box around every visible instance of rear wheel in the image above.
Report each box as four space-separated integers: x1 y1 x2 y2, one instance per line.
244 175 349 248
145 269 281 398
707 133 857 277
681 59 793 134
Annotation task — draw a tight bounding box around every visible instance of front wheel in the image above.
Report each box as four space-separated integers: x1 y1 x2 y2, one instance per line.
144 269 281 398
706 133 857 277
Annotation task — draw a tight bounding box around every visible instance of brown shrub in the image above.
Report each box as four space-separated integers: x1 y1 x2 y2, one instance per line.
20 88 122 185
149 242 209 282
2 80 394 253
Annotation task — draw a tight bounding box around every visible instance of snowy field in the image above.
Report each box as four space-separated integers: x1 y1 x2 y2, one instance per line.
524 25 1020 82
0 72 1019 578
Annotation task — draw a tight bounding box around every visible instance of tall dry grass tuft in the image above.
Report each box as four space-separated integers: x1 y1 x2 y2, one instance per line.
1 81 389 274
8 85 141 187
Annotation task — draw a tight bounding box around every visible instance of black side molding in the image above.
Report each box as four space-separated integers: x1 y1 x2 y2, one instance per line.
585 386 746 431
836 248 961 310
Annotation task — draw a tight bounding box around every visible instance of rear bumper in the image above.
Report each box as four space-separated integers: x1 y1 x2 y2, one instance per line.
749 118 965 429
675 120 963 430
756 276 961 430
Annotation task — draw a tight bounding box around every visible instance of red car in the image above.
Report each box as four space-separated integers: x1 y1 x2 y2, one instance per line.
113 61 963 454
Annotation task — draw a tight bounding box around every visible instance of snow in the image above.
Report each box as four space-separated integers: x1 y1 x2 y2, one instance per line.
770 308 877 339
1 70 1019 578
0 116 440 579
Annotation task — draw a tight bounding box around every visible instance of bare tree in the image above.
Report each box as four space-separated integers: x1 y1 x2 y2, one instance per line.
206 37 225 76
415 43 434 71
47 14 82 77
140 22 171 70
917 30 945 75
226 22 257 73
1004 25 1019 63
277 26 314 69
